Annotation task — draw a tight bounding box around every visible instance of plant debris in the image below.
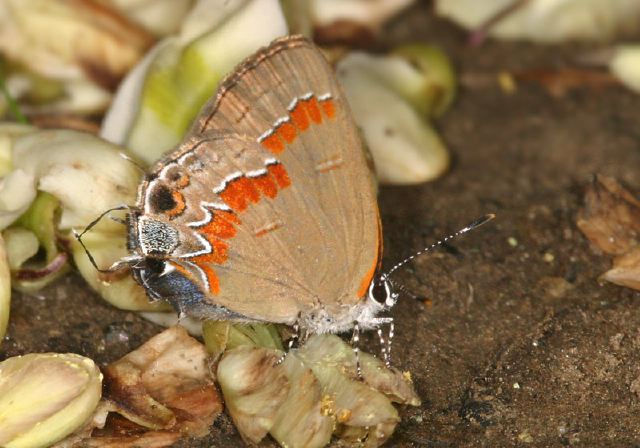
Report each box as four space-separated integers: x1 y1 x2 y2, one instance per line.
70 326 222 447
214 330 420 448
577 174 640 291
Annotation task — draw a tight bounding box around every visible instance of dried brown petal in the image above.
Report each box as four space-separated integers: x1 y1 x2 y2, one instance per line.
577 174 640 255
310 0 416 46
81 327 222 446
0 0 155 90
602 247 640 291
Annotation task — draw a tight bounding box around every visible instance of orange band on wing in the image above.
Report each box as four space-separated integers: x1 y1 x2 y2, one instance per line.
357 262 377 299
320 98 336 119
252 173 279 198
186 164 294 295
220 177 260 211
201 264 221 294
304 97 323 124
290 103 310 130
261 133 285 154
268 163 291 188
200 210 239 240
277 122 297 143
190 239 230 295
258 93 333 157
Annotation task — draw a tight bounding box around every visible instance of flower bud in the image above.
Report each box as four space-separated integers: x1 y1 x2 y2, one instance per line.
0 233 10 344
337 51 451 184
0 353 102 448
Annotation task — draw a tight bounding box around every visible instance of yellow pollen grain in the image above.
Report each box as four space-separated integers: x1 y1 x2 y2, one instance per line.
320 394 334 417
498 71 517 94
337 408 352 423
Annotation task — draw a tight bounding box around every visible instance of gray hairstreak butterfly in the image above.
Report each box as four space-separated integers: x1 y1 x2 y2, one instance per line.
76 35 493 345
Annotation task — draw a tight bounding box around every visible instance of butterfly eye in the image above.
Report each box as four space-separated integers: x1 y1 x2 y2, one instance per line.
368 277 391 304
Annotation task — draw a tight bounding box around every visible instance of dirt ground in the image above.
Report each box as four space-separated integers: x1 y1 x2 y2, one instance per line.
2 3 640 447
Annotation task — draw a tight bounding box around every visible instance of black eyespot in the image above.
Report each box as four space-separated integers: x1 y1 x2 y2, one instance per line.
150 185 176 212
370 279 389 304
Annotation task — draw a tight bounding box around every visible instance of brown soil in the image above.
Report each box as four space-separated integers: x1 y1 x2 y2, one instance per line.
2 3 640 447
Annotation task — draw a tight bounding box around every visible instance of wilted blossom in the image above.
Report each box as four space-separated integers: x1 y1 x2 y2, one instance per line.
208 321 420 448
436 0 640 43
75 326 223 447
577 174 640 292
0 353 103 448
0 0 156 116
0 233 10 344
610 45 640 94
0 126 164 311
337 46 454 184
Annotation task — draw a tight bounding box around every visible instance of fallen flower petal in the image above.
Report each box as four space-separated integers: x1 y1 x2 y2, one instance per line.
101 0 287 164
610 45 640 94
11 192 70 292
392 44 456 118
310 0 415 45
0 353 102 448
103 0 195 36
436 0 640 43
218 346 291 444
0 233 10 344
0 0 155 116
216 331 420 448
298 334 421 406
577 174 640 255
602 247 640 291
3 227 39 271
64 327 222 447
337 52 450 184
101 326 222 436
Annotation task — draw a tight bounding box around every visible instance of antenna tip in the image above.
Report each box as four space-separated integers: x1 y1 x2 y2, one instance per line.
463 213 496 232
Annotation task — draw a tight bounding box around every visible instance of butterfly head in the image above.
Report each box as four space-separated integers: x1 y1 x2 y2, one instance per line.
365 214 496 309
367 274 399 310
126 213 182 292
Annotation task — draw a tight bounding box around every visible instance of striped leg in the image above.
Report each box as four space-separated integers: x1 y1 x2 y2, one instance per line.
350 322 362 379
275 321 300 366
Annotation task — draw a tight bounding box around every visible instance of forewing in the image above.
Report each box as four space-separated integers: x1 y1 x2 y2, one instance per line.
145 36 380 323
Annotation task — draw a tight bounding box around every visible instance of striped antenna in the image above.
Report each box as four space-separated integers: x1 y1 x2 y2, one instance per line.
384 214 495 278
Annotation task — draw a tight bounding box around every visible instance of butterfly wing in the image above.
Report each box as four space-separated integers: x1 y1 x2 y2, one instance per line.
139 36 380 326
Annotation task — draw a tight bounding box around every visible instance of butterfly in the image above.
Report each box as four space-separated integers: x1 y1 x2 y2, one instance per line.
76 35 493 342
123 35 396 335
